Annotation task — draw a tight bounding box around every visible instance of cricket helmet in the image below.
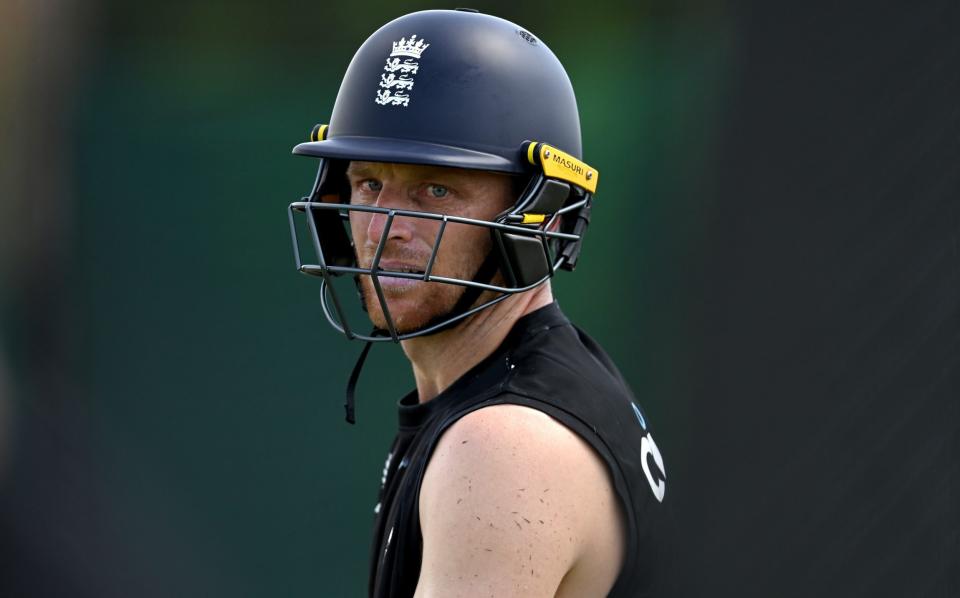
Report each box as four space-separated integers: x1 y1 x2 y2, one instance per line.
288 8 599 344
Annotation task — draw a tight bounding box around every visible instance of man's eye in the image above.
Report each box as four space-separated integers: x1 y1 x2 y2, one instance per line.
426 184 449 199
361 179 383 192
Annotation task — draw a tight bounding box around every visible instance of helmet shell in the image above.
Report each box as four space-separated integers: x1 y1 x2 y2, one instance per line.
293 9 582 173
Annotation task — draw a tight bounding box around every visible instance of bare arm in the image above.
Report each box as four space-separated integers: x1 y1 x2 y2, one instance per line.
414 404 624 598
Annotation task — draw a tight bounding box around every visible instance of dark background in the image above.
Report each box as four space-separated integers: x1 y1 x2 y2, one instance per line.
0 1 956 596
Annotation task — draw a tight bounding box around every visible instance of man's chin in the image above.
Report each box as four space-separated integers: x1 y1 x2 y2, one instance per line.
363 289 434 334
361 276 478 334
360 281 465 335
366 303 435 335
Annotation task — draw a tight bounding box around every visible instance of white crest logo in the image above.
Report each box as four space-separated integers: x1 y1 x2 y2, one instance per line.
375 34 429 107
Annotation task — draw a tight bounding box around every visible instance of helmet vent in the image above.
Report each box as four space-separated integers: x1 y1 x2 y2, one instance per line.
517 29 538 45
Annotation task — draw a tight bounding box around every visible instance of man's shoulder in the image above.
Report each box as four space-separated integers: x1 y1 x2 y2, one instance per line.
417 403 625 596
420 404 619 525
428 403 593 467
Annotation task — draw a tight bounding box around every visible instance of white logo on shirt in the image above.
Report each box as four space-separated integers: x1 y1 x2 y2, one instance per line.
641 433 666 502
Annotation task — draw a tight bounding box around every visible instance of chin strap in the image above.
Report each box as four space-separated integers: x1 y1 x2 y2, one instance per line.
344 330 378 424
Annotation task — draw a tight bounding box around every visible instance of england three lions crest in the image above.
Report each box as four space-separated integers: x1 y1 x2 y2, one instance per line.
374 35 429 107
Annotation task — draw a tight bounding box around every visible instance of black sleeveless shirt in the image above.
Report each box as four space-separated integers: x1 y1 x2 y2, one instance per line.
368 302 673 597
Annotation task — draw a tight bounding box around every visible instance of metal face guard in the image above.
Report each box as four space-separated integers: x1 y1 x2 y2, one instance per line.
288 199 587 342
288 145 595 343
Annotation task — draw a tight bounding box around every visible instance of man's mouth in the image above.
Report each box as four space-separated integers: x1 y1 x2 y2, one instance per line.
368 260 426 276
378 266 425 275
363 260 427 292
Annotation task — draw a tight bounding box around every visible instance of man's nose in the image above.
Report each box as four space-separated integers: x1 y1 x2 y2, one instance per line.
366 184 414 244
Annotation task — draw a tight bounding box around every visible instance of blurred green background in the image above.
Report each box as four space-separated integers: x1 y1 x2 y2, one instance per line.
4 1 957 597
1 1 732 596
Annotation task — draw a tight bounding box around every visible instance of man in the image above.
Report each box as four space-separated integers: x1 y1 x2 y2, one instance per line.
287 9 671 597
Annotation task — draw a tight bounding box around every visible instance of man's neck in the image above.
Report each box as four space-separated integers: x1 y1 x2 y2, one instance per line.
401 285 554 404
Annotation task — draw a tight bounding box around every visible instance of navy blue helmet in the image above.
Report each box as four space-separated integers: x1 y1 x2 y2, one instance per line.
288 9 599 344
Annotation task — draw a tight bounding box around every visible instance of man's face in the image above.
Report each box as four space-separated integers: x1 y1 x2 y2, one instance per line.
346 161 515 333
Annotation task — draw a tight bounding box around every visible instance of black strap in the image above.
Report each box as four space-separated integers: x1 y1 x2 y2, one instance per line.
344 332 376 424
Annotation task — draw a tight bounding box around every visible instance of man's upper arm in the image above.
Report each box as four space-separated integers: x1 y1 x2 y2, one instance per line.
415 404 622 598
